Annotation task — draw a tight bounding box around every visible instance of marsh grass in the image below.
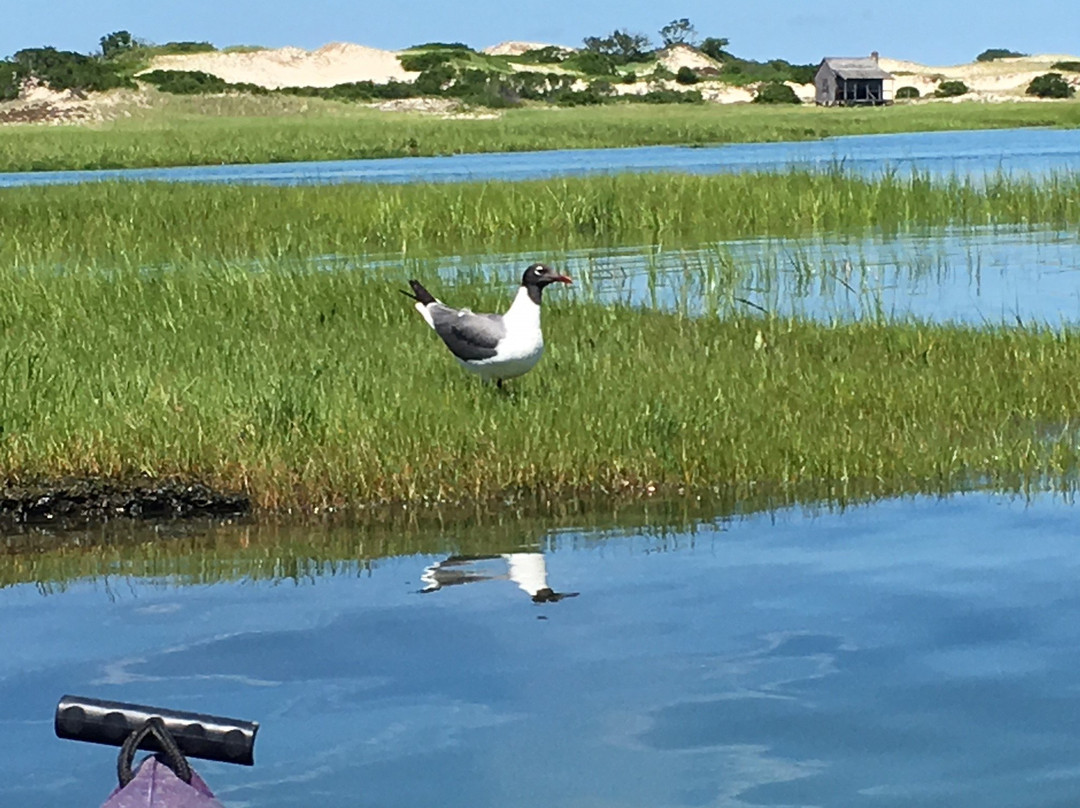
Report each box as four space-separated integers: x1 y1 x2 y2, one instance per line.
2 170 1078 268
0 101 1078 172
2 259 1079 512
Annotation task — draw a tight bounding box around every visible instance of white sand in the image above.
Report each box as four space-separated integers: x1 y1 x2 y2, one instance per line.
881 53 1080 100
144 42 418 89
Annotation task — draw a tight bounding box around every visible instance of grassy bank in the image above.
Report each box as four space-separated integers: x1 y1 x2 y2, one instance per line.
1 100 1079 172
2 170 1079 267
2 258 1078 512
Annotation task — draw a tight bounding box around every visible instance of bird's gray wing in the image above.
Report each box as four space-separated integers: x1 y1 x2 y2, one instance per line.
428 305 506 361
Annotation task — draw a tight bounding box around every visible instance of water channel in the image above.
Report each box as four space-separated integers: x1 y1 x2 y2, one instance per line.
3 491 1080 807
0 127 1078 187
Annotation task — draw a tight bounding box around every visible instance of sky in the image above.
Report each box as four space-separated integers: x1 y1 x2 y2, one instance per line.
2 0 1076 66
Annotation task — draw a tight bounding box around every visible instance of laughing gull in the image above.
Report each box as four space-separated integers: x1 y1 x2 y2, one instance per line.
401 264 572 387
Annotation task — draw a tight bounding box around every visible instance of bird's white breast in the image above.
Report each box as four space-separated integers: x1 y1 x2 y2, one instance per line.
462 286 545 380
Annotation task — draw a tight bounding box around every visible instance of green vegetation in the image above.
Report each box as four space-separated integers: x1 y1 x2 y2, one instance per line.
659 18 698 48
754 81 800 104
3 171 1078 267
1052 61 1080 72
2 102 1079 173
896 86 920 100
935 80 969 98
675 66 699 85
717 57 816 86
1028 73 1076 99
582 29 653 64
5 46 136 93
2 244 1079 512
699 37 732 62
976 48 1028 62
1 169 1079 513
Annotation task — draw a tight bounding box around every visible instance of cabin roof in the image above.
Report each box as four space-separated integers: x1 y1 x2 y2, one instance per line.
818 57 893 80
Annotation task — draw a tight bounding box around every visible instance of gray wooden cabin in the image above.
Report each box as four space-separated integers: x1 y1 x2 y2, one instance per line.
814 54 894 106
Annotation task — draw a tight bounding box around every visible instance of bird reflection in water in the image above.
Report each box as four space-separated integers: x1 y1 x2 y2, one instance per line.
420 552 578 603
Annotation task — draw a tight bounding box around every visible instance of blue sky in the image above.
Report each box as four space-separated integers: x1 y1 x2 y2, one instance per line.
2 1 1076 66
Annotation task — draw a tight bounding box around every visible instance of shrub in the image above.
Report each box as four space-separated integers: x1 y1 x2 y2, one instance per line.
413 64 455 94
156 41 217 55
632 88 703 104
1027 73 1075 98
408 42 473 52
675 66 699 85
549 88 608 106
976 48 1027 62
934 80 969 98
699 37 731 61
753 81 800 104
718 56 815 85
1051 61 1080 72
399 50 457 71
619 70 638 84
0 60 20 101
896 85 920 99
517 46 568 64
563 50 617 76
138 69 227 94
11 47 134 92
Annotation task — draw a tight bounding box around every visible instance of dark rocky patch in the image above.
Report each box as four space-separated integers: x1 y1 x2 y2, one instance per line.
0 479 250 529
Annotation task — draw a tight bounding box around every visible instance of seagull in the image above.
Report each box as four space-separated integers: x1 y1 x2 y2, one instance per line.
401 264 572 387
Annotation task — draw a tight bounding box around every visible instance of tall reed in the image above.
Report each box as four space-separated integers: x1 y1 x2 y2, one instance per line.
1 170 1078 268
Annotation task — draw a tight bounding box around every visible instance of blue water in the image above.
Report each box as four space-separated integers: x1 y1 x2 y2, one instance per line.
1 127 1078 187
373 225 1080 325
3 492 1080 807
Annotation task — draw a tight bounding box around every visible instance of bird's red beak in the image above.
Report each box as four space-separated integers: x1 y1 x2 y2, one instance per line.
554 275 572 284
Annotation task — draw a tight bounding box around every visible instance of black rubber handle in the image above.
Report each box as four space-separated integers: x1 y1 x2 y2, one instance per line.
55 695 258 766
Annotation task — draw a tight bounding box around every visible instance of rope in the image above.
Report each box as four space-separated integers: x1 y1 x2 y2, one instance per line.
117 716 193 788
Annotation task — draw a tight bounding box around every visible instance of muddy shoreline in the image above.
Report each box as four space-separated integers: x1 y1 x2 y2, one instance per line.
0 479 250 530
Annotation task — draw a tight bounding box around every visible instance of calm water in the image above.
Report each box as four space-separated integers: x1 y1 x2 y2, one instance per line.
3 492 1080 807
1 127 1078 187
377 225 1080 324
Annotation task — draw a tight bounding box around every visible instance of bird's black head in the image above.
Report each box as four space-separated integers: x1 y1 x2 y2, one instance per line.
521 263 572 304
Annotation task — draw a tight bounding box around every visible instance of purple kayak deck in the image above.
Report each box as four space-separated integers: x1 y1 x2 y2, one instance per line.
101 757 225 808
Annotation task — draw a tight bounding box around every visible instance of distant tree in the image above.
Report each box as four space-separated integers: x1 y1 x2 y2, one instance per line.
896 85 920 99
582 29 652 63
1051 60 1080 72
12 46 133 92
0 60 20 101
408 42 473 52
699 37 732 62
675 66 699 84
934 79 969 97
1027 72 1075 98
100 30 134 60
753 81 800 104
975 48 1027 62
659 18 697 48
